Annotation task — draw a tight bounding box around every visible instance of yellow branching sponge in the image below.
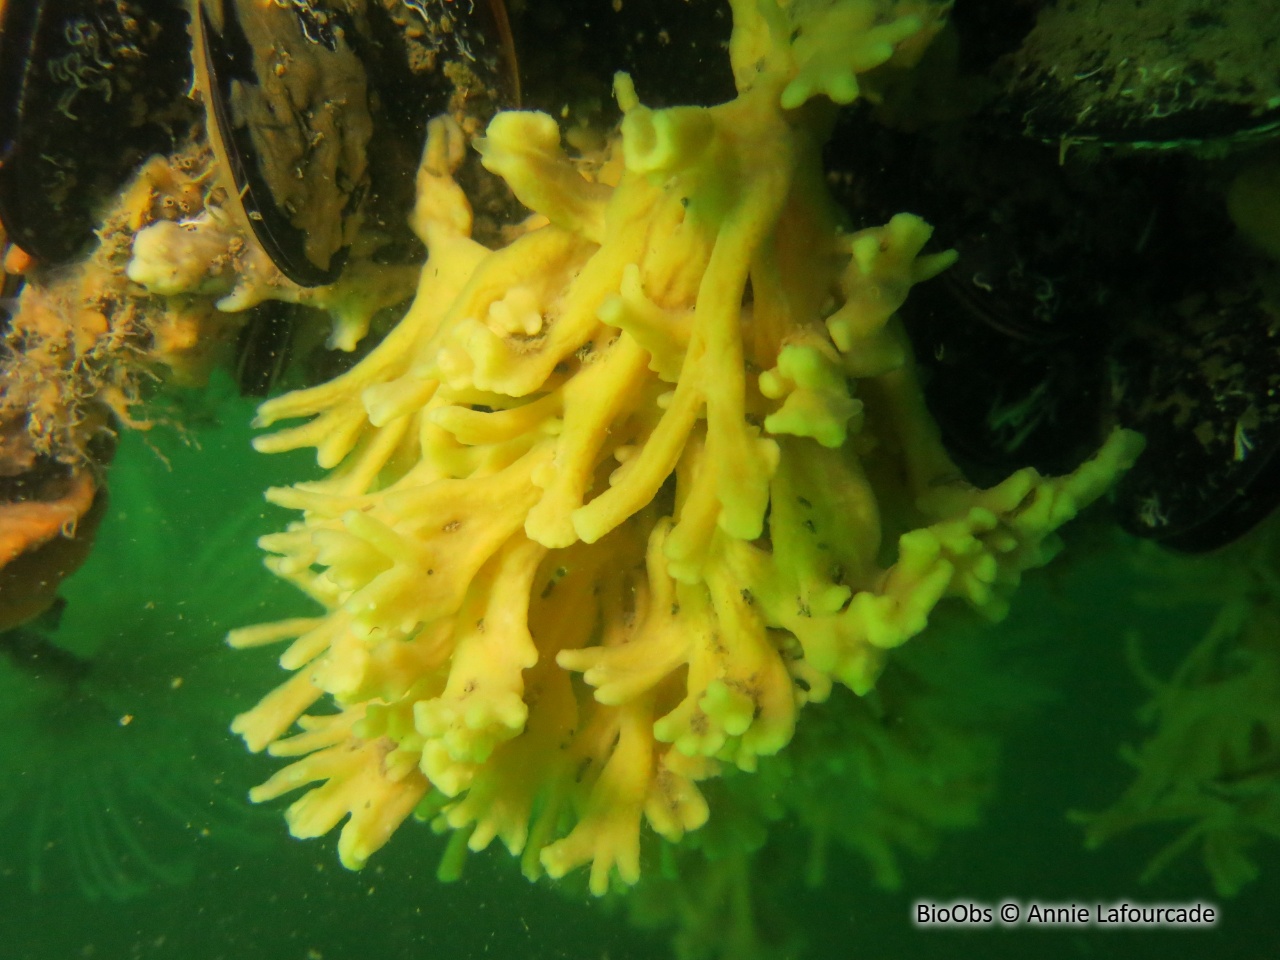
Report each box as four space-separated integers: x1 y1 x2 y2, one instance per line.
230 0 1143 894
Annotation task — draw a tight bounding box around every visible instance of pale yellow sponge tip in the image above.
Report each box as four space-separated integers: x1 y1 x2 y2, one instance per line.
760 341 862 447
780 2 925 109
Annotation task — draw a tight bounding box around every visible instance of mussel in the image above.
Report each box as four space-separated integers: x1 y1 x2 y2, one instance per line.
1 0 519 280
193 0 519 287
996 0 1280 149
513 0 734 112
824 0 1280 552
1112 255 1280 552
0 0 194 263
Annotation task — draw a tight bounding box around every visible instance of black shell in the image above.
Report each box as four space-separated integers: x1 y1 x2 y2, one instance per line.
996 0 1280 148
193 0 519 287
1114 260 1280 552
822 0 1280 551
0 0 193 263
193 0 371 286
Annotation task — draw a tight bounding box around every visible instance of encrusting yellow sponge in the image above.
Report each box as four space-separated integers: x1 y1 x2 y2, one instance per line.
228 0 1143 894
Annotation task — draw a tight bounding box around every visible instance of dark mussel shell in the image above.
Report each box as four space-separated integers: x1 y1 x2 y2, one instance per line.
194 0 519 288
824 117 1139 486
0 429 112 633
1113 258 1280 552
193 0 373 287
823 0 1280 550
511 0 734 111
346 0 518 256
995 0 1280 148
0 0 194 263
